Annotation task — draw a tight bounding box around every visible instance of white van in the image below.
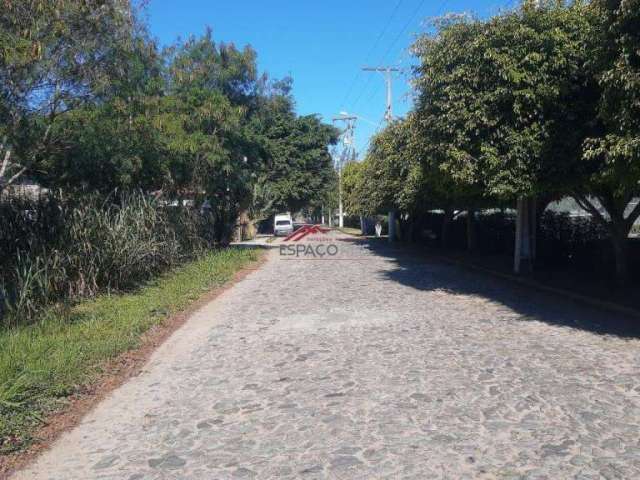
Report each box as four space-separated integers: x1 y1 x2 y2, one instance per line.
274 213 294 236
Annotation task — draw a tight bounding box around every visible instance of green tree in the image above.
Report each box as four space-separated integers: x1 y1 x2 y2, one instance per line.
42 30 167 193
359 119 416 215
576 0 640 283
0 0 137 191
1 8 349 245
249 78 339 217
342 161 366 217
412 3 606 253
413 5 596 199
159 31 258 242
355 118 431 240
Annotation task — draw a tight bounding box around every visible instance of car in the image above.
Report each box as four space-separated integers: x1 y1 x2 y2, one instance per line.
274 213 294 236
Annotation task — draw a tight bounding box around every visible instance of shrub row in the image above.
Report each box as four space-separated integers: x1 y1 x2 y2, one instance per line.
406 210 639 282
0 193 214 326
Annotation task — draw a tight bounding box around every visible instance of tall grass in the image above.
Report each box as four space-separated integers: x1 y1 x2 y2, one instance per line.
0 192 214 326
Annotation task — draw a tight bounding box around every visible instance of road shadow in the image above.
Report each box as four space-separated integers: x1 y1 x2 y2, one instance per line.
353 237 640 340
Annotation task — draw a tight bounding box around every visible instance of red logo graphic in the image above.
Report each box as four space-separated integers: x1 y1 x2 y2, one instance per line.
284 224 331 242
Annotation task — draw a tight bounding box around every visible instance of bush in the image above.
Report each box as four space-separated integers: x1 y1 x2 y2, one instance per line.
537 211 609 271
407 210 515 252
0 193 214 326
407 209 638 282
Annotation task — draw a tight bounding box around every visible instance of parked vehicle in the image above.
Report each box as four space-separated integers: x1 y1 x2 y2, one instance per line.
274 213 294 236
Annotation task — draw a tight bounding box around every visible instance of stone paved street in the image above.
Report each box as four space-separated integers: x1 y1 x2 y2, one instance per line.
15 232 640 479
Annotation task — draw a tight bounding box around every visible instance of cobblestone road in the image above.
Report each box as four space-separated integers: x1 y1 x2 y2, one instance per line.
15 232 640 479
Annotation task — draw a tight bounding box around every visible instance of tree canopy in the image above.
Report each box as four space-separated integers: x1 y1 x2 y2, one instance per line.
349 0 640 283
1 3 338 241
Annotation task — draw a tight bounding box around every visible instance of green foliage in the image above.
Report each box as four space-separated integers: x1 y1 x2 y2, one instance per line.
362 120 408 213
350 1 639 282
0 3 338 329
413 3 598 199
0 0 138 182
355 114 470 216
0 193 213 324
250 87 339 215
580 0 640 212
342 161 366 215
44 100 166 193
0 247 260 453
2 3 337 238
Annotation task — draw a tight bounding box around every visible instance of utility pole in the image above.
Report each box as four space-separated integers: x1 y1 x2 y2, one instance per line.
363 66 401 242
332 114 357 229
362 66 401 123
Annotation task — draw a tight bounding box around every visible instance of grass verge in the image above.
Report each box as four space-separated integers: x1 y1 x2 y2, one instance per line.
0 247 261 454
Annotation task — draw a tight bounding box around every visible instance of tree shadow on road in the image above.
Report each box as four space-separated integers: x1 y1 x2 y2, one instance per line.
354 238 640 340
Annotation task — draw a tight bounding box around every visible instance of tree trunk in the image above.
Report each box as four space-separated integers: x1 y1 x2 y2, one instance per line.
571 193 637 287
610 228 630 286
466 208 478 252
397 214 407 242
388 210 397 243
514 196 536 274
441 207 453 249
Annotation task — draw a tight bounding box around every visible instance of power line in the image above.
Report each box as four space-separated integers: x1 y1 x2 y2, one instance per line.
357 116 385 159
353 0 449 114
380 0 430 63
350 0 453 157
351 0 430 113
338 0 405 111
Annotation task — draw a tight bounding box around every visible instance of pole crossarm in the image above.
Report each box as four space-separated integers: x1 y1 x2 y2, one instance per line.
332 115 358 124
361 66 402 123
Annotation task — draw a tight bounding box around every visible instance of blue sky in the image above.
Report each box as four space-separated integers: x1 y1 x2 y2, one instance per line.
147 0 515 156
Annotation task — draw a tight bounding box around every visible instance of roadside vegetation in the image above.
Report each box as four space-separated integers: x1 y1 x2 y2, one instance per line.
0 193 215 323
0 1 338 322
0 0 334 455
0 247 260 453
344 0 640 286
